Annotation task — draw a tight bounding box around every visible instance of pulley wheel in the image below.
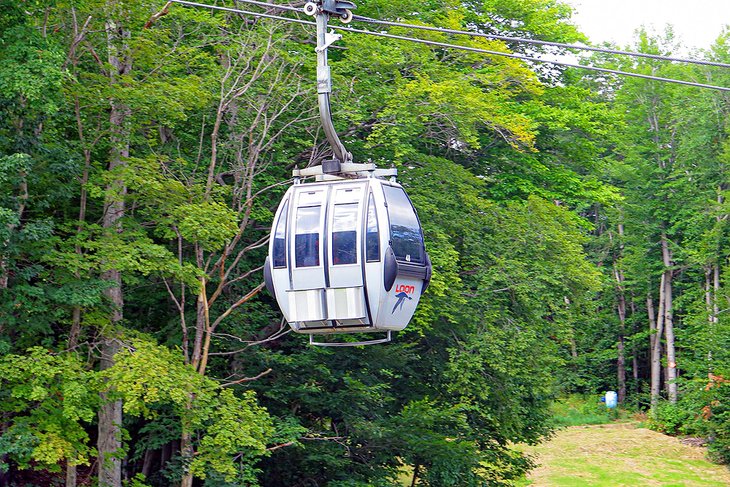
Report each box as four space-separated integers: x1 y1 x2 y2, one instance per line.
303 2 317 16
340 9 353 23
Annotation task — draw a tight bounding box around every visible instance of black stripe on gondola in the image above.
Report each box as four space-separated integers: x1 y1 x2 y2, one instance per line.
322 184 331 288
286 195 294 290
321 184 336 327
360 183 374 326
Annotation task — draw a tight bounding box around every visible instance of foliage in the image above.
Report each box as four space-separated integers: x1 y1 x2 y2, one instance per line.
0 348 98 472
1 0 729 485
704 380 730 464
646 377 730 465
103 339 275 483
645 400 696 436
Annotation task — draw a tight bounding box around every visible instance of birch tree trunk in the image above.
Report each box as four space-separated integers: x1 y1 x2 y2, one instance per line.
706 188 724 370
705 267 714 370
661 234 677 404
630 298 639 392
711 263 719 366
650 273 665 415
616 289 627 403
614 223 627 403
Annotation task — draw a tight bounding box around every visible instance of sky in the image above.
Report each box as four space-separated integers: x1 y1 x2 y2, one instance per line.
563 0 730 50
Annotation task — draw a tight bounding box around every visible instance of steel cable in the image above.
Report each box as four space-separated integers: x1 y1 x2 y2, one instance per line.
168 0 730 92
216 0 730 69
351 15 730 69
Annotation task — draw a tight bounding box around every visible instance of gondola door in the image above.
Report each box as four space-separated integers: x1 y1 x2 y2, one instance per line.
325 182 368 325
377 183 428 329
289 187 328 324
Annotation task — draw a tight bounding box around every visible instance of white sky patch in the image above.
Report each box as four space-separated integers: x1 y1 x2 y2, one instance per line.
563 0 730 51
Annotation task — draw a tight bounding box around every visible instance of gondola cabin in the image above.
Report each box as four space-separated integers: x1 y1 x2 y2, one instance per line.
264 172 431 345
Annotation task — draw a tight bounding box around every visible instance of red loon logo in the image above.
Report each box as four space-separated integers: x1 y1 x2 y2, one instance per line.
391 284 415 313
395 284 415 294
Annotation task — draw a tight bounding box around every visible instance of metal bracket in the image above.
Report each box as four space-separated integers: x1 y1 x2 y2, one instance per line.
315 30 342 52
309 330 392 347
293 163 397 180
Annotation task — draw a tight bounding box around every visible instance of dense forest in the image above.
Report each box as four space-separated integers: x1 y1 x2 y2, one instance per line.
0 0 728 485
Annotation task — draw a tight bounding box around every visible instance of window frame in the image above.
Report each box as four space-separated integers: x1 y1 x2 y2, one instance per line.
331 202 359 266
272 199 289 269
294 204 322 268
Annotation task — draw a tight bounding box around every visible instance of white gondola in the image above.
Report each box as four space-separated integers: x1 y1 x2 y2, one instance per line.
262 0 431 345
264 169 431 345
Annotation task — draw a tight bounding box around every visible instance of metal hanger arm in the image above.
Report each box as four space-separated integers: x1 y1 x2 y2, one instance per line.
314 5 352 164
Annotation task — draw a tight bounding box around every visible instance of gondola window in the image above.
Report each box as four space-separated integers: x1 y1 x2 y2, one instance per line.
332 203 358 265
382 185 424 264
295 205 321 267
273 200 289 268
366 195 380 262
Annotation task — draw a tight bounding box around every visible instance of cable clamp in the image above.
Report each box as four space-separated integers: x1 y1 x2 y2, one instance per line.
316 30 342 52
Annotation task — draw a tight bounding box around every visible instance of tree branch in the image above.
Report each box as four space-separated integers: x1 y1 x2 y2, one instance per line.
220 368 272 387
144 1 173 29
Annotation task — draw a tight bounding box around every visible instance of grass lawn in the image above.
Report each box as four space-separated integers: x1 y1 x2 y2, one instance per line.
519 422 730 486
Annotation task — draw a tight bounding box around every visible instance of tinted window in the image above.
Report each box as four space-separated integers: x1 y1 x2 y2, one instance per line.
332 203 358 265
366 195 380 262
295 206 321 267
272 200 289 268
382 185 424 264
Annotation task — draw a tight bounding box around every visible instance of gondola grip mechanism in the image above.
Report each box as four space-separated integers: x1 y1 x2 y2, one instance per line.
314 0 353 165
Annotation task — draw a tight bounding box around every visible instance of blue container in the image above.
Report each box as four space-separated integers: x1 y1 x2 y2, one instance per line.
605 391 618 409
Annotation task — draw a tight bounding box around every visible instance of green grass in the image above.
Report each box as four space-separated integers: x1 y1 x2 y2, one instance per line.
519 422 730 486
549 394 615 427
404 396 726 486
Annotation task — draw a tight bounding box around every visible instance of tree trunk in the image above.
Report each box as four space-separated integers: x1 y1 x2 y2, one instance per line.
650 273 665 415
661 234 677 404
98 4 132 485
98 338 122 487
615 275 627 403
69 92 92 351
141 448 158 479
630 297 639 393
616 302 627 403
711 263 719 367
647 293 656 368
705 267 713 369
182 277 209 487
180 428 194 487
411 464 420 487
160 442 172 471
66 461 78 487
0 169 28 289
613 223 627 403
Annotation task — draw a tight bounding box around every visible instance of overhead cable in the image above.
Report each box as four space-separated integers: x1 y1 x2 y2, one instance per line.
330 24 730 92
231 0 301 13
168 0 730 92
170 0 314 26
351 15 730 69
219 0 730 69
